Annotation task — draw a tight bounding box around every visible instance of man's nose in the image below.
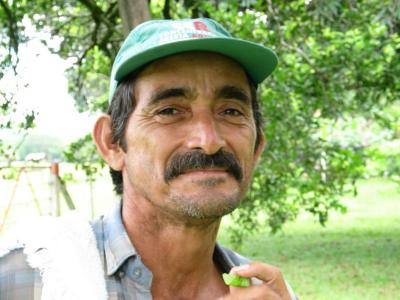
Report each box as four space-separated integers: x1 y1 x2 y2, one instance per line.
185 110 227 155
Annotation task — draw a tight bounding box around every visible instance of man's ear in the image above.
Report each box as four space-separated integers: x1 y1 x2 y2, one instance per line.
92 114 124 171
253 129 266 165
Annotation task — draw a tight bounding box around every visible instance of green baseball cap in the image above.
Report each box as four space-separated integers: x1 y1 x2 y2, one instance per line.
109 18 278 103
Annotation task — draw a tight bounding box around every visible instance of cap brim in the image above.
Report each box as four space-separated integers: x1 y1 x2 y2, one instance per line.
114 37 278 85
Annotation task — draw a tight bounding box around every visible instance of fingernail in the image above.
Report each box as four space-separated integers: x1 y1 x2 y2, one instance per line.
232 264 250 273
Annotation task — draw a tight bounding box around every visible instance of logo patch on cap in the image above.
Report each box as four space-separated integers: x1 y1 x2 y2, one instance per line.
159 21 215 44
193 20 209 31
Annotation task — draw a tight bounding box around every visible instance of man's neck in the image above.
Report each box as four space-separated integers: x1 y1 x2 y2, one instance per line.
122 194 228 299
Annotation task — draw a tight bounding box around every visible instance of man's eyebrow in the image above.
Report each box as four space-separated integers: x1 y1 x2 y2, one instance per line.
217 86 251 105
148 87 190 106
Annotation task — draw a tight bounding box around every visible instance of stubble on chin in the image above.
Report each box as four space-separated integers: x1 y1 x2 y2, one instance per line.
167 188 242 220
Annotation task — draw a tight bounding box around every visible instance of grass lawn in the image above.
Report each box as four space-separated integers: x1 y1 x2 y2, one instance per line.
219 178 400 300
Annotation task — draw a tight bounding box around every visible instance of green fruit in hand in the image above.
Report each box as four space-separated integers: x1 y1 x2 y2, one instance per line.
222 273 250 287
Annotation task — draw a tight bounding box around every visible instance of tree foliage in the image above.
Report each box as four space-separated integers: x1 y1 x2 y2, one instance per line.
1 0 399 244
0 0 36 169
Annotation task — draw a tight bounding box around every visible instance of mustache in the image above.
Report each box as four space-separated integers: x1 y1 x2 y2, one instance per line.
164 149 243 183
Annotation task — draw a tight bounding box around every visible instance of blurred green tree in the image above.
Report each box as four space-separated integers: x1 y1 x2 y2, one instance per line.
1 0 399 244
18 134 65 161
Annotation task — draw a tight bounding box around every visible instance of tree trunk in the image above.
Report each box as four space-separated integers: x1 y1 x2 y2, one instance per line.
118 0 151 36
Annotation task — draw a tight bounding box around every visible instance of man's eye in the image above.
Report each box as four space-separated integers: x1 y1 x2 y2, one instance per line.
223 108 243 116
157 107 180 115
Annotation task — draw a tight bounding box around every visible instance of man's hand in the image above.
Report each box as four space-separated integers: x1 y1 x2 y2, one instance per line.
218 262 292 300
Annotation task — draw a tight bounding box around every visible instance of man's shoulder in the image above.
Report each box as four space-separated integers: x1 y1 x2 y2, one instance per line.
0 247 40 276
0 213 108 300
0 248 41 298
0 247 29 270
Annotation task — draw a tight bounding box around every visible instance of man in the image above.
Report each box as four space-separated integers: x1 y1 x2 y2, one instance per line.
0 18 298 299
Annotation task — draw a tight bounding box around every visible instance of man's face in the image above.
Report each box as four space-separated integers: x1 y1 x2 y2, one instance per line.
121 52 264 221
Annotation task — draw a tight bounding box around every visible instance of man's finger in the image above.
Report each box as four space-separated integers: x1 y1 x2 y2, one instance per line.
230 262 281 284
229 262 292 300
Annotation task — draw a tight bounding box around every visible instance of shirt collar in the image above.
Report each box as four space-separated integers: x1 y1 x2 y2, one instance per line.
103 202 137 276
102 202 239 276
214 242 236 272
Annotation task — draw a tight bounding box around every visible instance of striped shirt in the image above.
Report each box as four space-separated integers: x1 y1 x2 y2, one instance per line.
0 203 298 299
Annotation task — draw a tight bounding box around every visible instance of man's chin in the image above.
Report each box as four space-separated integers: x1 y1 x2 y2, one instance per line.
167 190 242 220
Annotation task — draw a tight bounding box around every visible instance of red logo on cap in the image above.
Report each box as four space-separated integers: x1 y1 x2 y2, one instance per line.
193 21 209 31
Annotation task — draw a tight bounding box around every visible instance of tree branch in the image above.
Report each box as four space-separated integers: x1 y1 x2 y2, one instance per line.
77 0 116 28
162 0 171 19
0 0 19 54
